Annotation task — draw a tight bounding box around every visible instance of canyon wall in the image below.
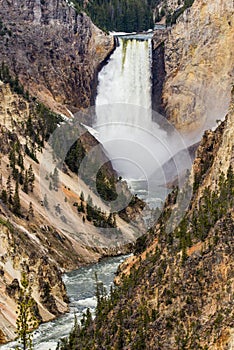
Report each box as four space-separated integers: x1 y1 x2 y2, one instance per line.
0 0 114 116
153 0 233 135
152 31 167 117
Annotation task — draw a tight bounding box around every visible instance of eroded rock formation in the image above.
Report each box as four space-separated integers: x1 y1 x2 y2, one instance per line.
152 0 233 136
0 0 114 116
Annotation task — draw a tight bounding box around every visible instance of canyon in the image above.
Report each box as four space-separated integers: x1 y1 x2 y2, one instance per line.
0 0 141 343
0 0 233 347
57 82 234 350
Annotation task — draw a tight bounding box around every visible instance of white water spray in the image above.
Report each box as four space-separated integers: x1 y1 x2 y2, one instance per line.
96 38 152 110
94 35 192 203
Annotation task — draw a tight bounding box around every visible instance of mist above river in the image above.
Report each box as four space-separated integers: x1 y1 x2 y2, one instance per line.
94 37 193 190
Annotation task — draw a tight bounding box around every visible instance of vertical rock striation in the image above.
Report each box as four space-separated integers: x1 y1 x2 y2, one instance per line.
151 31 167 118
0 0 114 115
152 0 233 134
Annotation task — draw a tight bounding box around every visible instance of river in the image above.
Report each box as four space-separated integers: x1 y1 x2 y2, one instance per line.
1 33 187 350
1 255 129 350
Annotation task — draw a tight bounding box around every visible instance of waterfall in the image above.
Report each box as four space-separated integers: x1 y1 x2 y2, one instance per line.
94 35 192 203
94 37 157 180
96 38 152 111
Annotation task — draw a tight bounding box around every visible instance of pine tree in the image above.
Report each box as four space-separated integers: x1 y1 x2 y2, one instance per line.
87 194 93 207
55 203 61 214
19 170 24 185
18 152 24 169
78 201 85 213
52 167 59 190
6 175 13 204
13 180 21 215
80 191 84 201
26 115 34 138
23 170 29 194
43 194 49 209
16 273 37 350
28 165 35 192
9 148 16 170
28 202 34 218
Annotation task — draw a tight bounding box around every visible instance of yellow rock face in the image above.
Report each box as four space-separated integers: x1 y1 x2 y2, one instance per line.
163 0 234 133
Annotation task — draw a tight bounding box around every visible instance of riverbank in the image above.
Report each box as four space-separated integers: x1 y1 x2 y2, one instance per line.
0 255 130 350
